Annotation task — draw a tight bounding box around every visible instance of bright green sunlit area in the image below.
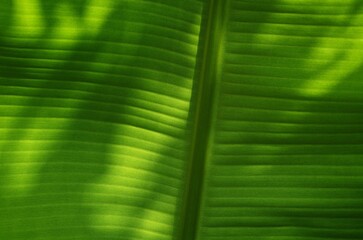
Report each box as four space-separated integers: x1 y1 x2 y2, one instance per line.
1 0 363 240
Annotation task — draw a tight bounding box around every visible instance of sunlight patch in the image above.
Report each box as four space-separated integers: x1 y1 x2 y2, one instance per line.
301 20 363 96
83 0 114 36
11 0 45 37
86 124 175 235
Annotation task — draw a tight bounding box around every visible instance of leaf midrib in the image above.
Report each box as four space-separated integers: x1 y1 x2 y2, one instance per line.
176 0 230 240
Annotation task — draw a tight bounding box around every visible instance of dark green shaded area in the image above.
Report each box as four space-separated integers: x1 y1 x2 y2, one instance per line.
1 0 363 240
0 1 201 239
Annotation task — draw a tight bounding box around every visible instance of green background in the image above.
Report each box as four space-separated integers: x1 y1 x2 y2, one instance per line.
1 0 363 239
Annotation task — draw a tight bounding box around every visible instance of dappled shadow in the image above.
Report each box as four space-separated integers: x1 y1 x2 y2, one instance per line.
199 0 363 239
0 0 202 239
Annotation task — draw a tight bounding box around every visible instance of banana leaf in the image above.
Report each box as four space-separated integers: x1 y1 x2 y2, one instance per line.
0 0 363 239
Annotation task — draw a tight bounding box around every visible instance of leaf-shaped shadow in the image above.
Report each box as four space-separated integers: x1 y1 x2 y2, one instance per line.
198 0 363 239
0 0 202 239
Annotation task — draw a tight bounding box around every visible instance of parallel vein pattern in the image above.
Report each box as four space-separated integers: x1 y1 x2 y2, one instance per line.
198 0 363 239
0 1 202 239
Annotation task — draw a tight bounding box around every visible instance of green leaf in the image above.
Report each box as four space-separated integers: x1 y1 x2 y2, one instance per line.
1 0 363 240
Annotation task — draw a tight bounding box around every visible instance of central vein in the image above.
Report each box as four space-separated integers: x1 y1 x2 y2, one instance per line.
176 0 230 240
